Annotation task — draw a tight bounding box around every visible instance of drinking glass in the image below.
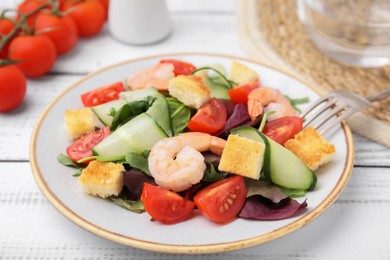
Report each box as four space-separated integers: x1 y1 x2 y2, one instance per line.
298 0 390 67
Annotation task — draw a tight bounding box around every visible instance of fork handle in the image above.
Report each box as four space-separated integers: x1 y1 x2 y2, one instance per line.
367 89 390 102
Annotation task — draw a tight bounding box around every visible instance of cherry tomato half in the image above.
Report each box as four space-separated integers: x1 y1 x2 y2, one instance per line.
35 12 78 55
160 59 196 76
81 82 124 107
0 65 27 112
66 126 110 163
262 116 303 145
194 175 247 224
141 183 195 224
187 98 227 134
9 34 57 78
227 79 260 104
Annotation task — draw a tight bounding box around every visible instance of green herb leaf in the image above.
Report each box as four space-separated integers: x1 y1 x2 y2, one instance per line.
125 152 151 176
192 66 236 89
258 111 276 132
285 96 310 113
57 153 84 169
202 162 228 182
110 194 145 214
166 97 191 135
279 187 307 198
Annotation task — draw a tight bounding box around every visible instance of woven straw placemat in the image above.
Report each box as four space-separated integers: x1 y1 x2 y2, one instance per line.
238 0 390 147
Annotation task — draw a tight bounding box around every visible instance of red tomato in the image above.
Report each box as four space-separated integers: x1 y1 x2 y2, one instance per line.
141 183 195 224
62 0 106 37
0 18 15 58
227 79 260 104
66 126 110 163
187 98 227 134
9 34 56 78
81 82 124 107
160 59 196 76
17 0 50 28
262 116 303 145
194 175 247 224
0 65 27 112
35 12 78 55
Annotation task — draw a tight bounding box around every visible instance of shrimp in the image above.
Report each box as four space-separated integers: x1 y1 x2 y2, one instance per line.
126 63 175 91
247 87 298 121
148 132 226 192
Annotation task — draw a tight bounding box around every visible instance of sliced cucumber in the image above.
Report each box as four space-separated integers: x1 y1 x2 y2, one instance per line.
119 87 159 103
146 96 172 136
260 134 316 191
92 113 167 157
92 99 127 126
230 126 316 191
230 126 265 144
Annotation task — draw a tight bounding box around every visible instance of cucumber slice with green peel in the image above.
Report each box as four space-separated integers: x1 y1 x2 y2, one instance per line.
230 126 265 144
260 134 317 191
92 113 167 157
119 87 159 103
230 126 316 191
92 99 127 126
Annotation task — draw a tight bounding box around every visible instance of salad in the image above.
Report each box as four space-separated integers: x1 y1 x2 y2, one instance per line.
58 59 335 225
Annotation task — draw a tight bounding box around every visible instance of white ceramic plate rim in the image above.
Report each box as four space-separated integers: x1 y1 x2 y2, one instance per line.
30 53 354 254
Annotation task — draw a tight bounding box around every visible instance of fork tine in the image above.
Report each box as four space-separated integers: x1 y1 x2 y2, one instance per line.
312 104 349 130
303 99 338 128
319 106 363 135
300 94 332 118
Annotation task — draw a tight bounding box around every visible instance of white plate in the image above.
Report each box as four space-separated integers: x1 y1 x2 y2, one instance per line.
30 53 354 254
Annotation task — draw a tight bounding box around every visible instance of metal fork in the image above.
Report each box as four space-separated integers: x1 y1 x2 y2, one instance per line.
300 89 390 135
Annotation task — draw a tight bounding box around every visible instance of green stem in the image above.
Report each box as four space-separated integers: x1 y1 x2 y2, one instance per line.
191 66 236 89
258 111 276 132
0 2 50 56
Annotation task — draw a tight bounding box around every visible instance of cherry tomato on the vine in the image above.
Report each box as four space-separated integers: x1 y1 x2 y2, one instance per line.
35 12 78 55
8 34 57 78
61 0 106 37
0 18 15 58
0 65 27 112
17 0 51 28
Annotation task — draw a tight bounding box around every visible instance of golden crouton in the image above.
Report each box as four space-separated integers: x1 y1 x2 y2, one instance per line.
78 161 124 198
218 135 265 180
284 127 336 171
64 107 94 140
230 61 259 84
168 75 211 109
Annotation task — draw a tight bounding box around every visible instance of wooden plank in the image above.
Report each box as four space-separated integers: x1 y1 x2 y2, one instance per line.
1 162 389 259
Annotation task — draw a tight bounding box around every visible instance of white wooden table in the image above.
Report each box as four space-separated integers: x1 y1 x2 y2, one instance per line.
1 1 390 259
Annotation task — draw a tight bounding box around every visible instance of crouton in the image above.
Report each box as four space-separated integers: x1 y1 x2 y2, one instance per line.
168 75 211 109
78 161 124 198
218 134 265 180
64 107 95 140
284 127 336 171
230 61 259 85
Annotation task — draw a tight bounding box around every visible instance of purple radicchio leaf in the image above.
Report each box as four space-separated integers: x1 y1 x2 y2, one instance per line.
218 99 236 118
216 103 252 137
123 169 156 201
239 195 308 220
244 178 288 203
